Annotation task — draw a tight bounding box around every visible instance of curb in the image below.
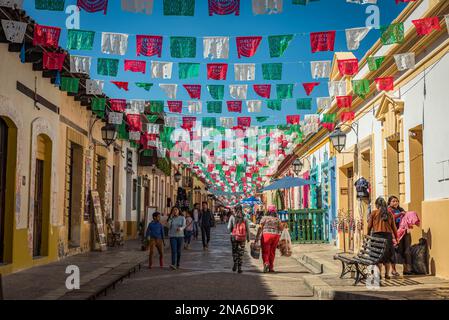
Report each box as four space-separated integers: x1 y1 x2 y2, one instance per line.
59 258 146 300
292 254 324 274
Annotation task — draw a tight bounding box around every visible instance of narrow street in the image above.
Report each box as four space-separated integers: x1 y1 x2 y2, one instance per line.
100 223 314 300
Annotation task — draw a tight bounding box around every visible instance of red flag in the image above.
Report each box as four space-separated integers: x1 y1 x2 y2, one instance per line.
303 82 320 96
336 96 352 108
227 101 242 113
395 0 416 4
310 31 336 53
337 59 359 76
208 164 215 172
168 101 182 113
340 112 355 122
33 24 61 48
183 84 201 99
236 36 262 58
207 63 228 80
208 0 240 16
126 114 142 132
237 117 251 128
136 35 163 57
321 123 336 131
253 84 271 99
110 99 127 112
111 81 129 91
77 0 108 14
43 52 66 71
412 17 441 36
182 117 196 130
286 115 300 125
140 132 151 149
124 60 146 74
375 77 394 91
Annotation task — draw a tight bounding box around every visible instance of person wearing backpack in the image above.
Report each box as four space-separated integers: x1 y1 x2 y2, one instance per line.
227 205 250 274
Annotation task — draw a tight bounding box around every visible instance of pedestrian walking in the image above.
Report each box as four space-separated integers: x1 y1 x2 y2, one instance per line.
167 207 186 270
184 210 194 250
368 197 399 280
255 205 284 273
387 195 412 276
199 201 215 251
192 203 200 240
145 211 165 269
228 205 250 273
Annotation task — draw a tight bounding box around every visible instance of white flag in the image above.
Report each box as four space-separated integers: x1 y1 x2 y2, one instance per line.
220 117 234 128
159 84 178 99
229 85 248 99
188 101 202 114
346 0 377 4
345 27 371 50
247 100 262 113
317 97 332 111
121 0 153 14
445 15 449 35
128 100 145 114
203 37 229 59
0 0 23 8
129 131 141 141
164 116 179 127
234 64 255 81
328 81 347 97
151 61 173 79
86 79 104 95
1 20 26 43
252 0 283 15
394 53 415 71
101 32 128 55
146 124 160 134
70 55 91 74
311 61 331 79
108 112 123 125
302 115 320 137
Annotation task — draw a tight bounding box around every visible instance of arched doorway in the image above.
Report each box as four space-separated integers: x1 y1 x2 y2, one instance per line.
0 117 8 263
33 134 52 257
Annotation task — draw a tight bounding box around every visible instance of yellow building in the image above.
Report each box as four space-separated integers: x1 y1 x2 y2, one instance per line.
273 0 449 279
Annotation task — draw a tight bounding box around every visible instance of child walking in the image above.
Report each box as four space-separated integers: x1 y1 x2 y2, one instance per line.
145 211 165 269
184 211 194 250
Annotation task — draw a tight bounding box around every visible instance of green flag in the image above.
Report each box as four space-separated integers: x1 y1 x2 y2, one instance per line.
61 77 79 93
148 101 164 113
267 99 282 111
146 115 159 123
178 63 200 79
117 123 129 140
367 56 385 71
92 97 106 119
380 23 404 45
35 0 65 11
142 150 154 157
276 84 294 99
97 58 119 77
352 79 370 99
207 85 224 100
135 83 153 91
163 0 195 16
322 113 336 123
207 101 223 113
268 35 294 58
296 98 312 110
170 37 196 58
202 117 217 128
67 30 95 50
262 63 282 80
256 117 269 123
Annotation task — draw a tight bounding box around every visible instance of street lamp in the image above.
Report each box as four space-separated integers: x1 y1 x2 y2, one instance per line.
174 171 182 183
292 158 302 176
101 124 118 147
329 127 347 153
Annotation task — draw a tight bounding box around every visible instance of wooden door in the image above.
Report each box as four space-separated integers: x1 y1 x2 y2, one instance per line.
33 159 44 257
0 118 7 263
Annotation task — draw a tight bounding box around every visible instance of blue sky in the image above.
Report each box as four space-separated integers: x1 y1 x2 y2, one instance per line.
24 0 407 126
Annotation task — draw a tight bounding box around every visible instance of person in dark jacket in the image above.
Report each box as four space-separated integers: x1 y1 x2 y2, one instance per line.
145 211 164 269
199 202 215 251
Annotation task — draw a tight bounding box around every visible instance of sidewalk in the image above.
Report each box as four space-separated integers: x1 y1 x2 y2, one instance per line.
291 243 449 300
1 240 147 300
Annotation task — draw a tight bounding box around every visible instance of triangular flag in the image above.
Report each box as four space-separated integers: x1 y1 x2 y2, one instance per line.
111 81 129 91
253 84 271 99
183 84 202 99
303 82 319 96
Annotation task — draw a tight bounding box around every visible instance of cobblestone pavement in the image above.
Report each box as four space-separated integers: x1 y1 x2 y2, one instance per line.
100 224 315 300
